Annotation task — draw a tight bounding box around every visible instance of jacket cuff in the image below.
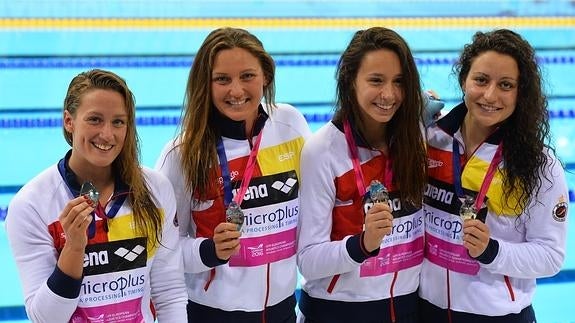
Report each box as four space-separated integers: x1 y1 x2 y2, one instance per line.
47 266 82 299
474 238 499 264
346 233 379 264
200 238 229 267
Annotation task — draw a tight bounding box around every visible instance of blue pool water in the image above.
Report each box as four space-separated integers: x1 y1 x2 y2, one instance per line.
1 1 575 322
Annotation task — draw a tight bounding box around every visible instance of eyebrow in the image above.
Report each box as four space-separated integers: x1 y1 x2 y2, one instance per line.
212 68 258 75
472 72 516 81
87 111 128 118
366 72 403 78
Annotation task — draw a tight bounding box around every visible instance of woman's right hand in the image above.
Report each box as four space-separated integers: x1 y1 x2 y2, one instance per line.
59 195 95 252
57 195 95 279
213 222 241 261
363 202 393 252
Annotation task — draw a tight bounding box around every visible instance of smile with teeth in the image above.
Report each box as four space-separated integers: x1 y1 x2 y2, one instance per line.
93 142 113 151
479 104 501 112
375 102 394 110
227 99 248 106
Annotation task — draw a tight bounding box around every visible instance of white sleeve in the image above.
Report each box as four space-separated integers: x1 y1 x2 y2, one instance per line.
482 156 569 278
296 132 361 281
155 140 212 274
147 170 188 321
5 190 79 323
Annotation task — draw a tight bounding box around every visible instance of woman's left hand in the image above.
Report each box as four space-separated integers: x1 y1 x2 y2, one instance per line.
462 219 490 258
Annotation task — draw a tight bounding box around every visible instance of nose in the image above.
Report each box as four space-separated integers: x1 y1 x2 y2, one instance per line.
229 79 243 98
483 82 497 102
100 122 114 141
380 83 394 100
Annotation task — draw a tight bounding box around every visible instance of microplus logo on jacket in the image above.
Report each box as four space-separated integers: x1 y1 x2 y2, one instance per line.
83 237 147 276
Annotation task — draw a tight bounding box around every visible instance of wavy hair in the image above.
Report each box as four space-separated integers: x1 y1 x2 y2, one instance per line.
454 29 554 213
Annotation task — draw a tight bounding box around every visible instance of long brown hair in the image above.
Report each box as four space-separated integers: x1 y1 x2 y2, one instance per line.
63 69 163 245
178 27 276 199
333 27 427 206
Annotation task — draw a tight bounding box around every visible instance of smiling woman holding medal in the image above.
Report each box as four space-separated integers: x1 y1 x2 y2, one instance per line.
155 27 311 322
419 29 569 323
296 27 428 323
5 69 187 322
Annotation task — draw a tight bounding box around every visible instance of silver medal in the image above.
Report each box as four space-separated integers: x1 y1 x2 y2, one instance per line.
80 181 100 206
363 180 389 215
226 201 244 230
459 195 478 220
368 180 389 203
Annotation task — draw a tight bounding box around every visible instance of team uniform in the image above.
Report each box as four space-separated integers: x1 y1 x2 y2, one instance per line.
5 150 188 323
296 120 424 323
156 103 311 322
420 103 569 322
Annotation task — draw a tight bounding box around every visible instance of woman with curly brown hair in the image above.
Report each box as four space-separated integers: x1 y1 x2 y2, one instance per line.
419 29 569 323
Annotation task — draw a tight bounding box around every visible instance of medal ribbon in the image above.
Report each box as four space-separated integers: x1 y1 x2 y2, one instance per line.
216 130 264 207
452 140 503 210
343 119 392 196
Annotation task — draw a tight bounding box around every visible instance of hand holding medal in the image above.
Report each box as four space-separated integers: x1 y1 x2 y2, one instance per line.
362 180 393 252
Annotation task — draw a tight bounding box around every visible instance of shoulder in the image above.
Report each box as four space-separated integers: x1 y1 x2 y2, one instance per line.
142 167 176 205
305 122 338 147
271 103 302 116
142 167 172 189
541 147 566 178
7 164 62 223
302 122 340 158
267 103 311 134
13 165 61 201
158 136 182 160
155 136 183 172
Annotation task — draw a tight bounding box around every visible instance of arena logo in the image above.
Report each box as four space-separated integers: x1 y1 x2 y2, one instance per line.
233 183 269 201
84 250 109 267
82 238 147 276
271 178 297 194
84 245 145 268
236 171 299 209
424 184 454 205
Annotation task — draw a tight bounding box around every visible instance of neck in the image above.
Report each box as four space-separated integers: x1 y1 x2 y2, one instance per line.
68 155 114 191
361 119 387 152
461 116 493 157
244 112 258 139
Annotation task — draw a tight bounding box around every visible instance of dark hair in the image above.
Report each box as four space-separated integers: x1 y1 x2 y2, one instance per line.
333 27 426 206
455 29 553 213
63 69 163 245
178 27 276 199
